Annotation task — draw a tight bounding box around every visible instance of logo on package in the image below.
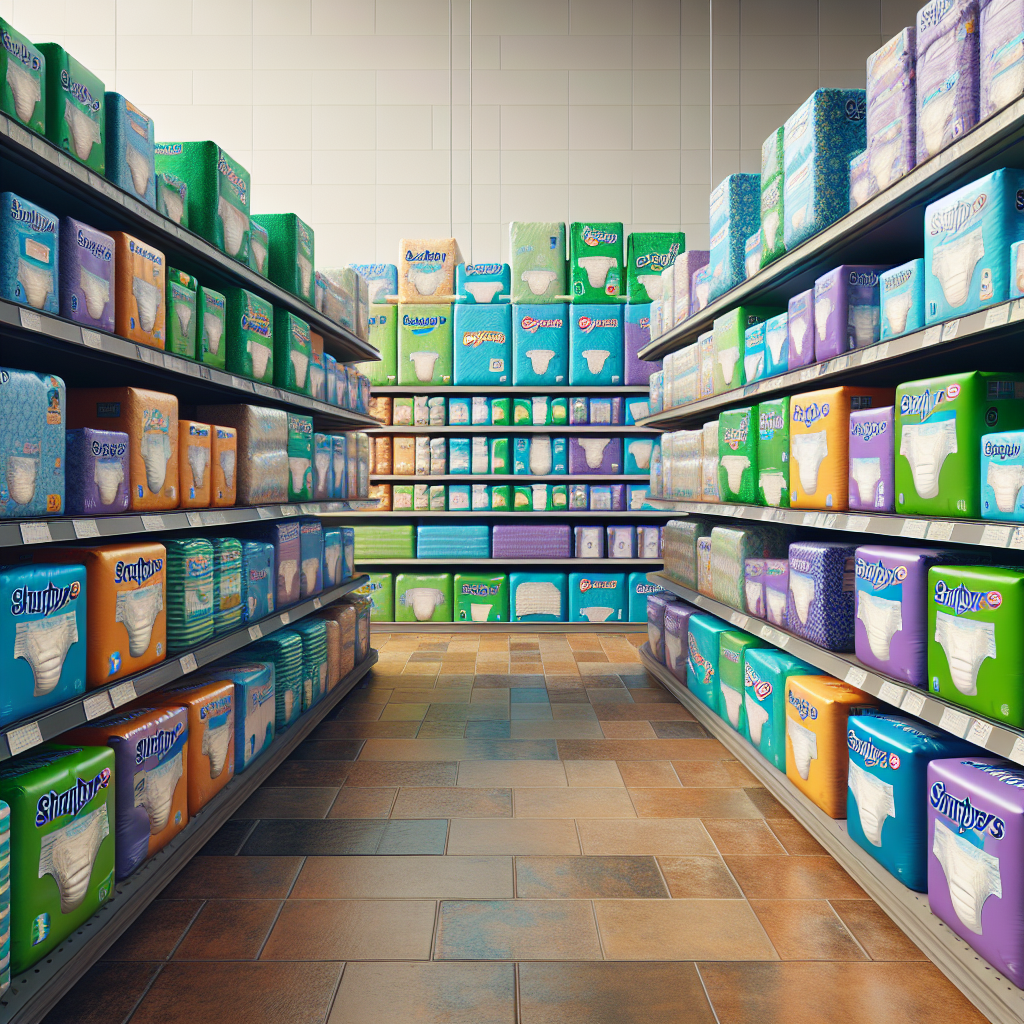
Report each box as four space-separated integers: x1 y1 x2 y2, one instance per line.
136 723 185 764
930 782 1005 837
848 730 898 769
856 559 907 591
581 226 618 246
36 768 111 826
463 331 505 348
114 557 164 586
577 316 616 334
520 315 563 334
788 689 817 720
933 580 1002 615
11 580 80 617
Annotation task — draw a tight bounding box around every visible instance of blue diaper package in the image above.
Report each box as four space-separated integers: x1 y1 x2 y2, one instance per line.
743 321 767 383
708 173 760 302
241 541 274 622
847 713 975 891
1 369 66 518
104 93 155 208
569 305 624 385
0 563 87 726
783 89 867 250
513 303 568 385
982 429 1024 520
787 541 858 651
298 518 323 600
510 572 567 622
1013 240 1024 298
349 263 397 305
687 613 731 708
453 303 512 385
924 168 1024 323
1 192 59 314
879 259 925 338
629 572 665 621
456 262 510 303
417 525 490 558
331 435 347 499
221 660 275 772
322 527 342 588
340 527 355 581
568 572 626 623
625 396 652 425
742 648 816 770
764 312 789 377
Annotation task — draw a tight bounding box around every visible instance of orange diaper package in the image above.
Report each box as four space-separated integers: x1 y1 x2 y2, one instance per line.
68 388 179 510
178 420 212 509
317 604 355 677
110 231 166 349
789 387 893 510
784 674 878 817
37 542 167 686
392 436 415 475
210 425 238 507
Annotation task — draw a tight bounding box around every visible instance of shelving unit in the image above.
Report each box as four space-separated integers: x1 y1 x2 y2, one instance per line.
335 509 669 519
638 643 1024 1024
357 558 661 566
380 621 646 633
372 474 649 483
368 424 653 435
371 385 651 395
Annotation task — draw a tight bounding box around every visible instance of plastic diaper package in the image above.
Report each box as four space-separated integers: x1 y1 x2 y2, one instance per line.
664 601 697 679
717 407 757 502
359 304 397 386
718 629 769 733
742 321 767 384
111 232 165 348
509 222 566 303
104 92 154 207
224 287 273 383
895 371 1024 517
744 560 766 619
569 572 626 623
625 231 683 303
710 525 791 613
291 619 328 709
398 238 460 303
879 259 925 339
647 592 679 663
164 538 214 652
742 648 815 769
569 305 623 385
178 420 210 509
287 414 313 502
454 573 508 622
59 218 115 332
786 289 815 369
453 303 511 385
240 541 274 622
156 171 188 227
569 221 623 302
848 405 895 511
707 173 760 302
763 558 790 627
0 20 44 134
196 404 288 505
687 613 732 708
813 264 889 358
849 150 873 209
672 250 709 325
273 310 312 396
981 429 1024 519
455 262 510 304
398 304 452 384
981 0 1024 117
787 540 858 651
212 660 275 772
712 307 781 394
510 572 567 622
396 572 452 623
760 126 786 266
0 192 58 316
65 427 129 515
625 303 658 385
757 396 790 507
701 420 720 501
210 537 242 636
197 286 227 370
298 518 323 600
352 573 393 622
39 44 104 172
744 231 762 280
866 28 917 195
254 214 315 305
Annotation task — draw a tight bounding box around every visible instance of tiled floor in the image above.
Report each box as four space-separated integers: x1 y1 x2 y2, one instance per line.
46 632 988 1024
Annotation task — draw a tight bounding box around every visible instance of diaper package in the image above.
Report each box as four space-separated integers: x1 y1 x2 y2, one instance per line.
59 218 114 332
178 420 211 508
848 406 895 511
455 262 509 304
785 674 877 817
351 573 392 622
790 386 894 509
981 0 1024 117
760 126 786 266
717 407 758 502
625 231 684 303
39 44 104 172
813 264 889 358
718 630 769 733
195 404 288 505
687 613 732 708
398 304 452 384
569 305 623 385
453 303 511 385
298 518 323 600
866 28 917 195
568 436 621 474
111 231 166 348
879 259 925 339
209 537 242 635
671 250 709 325
509 222 566 303
896 372 1024 517
982 429 1024 519
786 289 815 368
493 524 570 558
104 92 154 206
1 192 58 315
395 572 452 623
253 213 315 305
625 436 655 476
164 538 214 652
350 263 397 305
205 424 235 509
290 620 328 709
0 745 114 974
418 525 490 558
742 648 815 769
196 286 227 370
624 303 657 384
452 573 508 622
756 397 790 506
758 314 787 382
647 592 679 662
928 565 1024 725
398 238 460 303
273 310 312 396
663 601 696 679
711 525 791 613
569 222 623 302
286 413 313 502
916 0 980 163
240 541 275 623
787 541 857 651
567 572 625 623
783 88 867 250
65 428 128 515
510 572 567 622
67 704 188 879
0 20 44 134
743 322 767 384
712 306 781 394
744 232 762 280
68 387 178 511
927 756 1024 981
628 574 662 622
744 560 766 619
224 287 273 383
764 559 790 627
358 305 397 386
156 171 188 226
849 150 873 209
701 419 720 500
707 173 760 301
154 142 251 263
848 714 973 891
212 660 275 771
925 169 1024 323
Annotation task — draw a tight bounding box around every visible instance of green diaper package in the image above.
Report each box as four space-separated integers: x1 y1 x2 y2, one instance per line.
509 221 566 303
712 306 782 394
710 524 790 612
39 44 104 173
225 287 274 383
2 22 44 134
490 438 510 472
514 485 533 510
429 485 446 510
354 573 394 621
455 572 509 622
274 309 313 396
252 213 315 306
717 406 758 503
287 413 313 501
0 745 115 974
166 267 198 359
397 304 452 385
197 286 227 369
896 372 1024 517
513 397 532 425
491 484 510 509
551 397 568 424
154 141 251 263
626 232 685 303
249 219 269 277
756 396 790 506
358 305 397 385
928 565 1024 726
662 519 711 589
353 525 414 558
490 397 510 425
570 222 624 302
759 126 785 267
396 572 453 623
718 630 769 735
393 485 413 511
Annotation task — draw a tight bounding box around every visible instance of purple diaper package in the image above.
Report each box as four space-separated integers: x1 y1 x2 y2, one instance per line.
813 265 891 359
744 559 766 619
787 289 815 368
787 541 857 651
625 304 659 384
607 525 636 558
610 483 626 510
763 558 789 627
568 437 622 475
849 406 895 511
691 265 713 316
981 0 1024 118
60 217 115 333
574 524 605 558
248 521 302 608
927 756 1024 984
492 524 571 558
647 592 680 663
65 427 130 514
672 250 709 325
664 601 697 679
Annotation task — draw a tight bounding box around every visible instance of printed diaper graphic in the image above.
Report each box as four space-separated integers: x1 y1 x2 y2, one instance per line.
879 259 924 339
0 20 44 133
65 427 129 515
686 613 732 709
981 429 1024 521
848 406 895 511
813 264 890 359
38 44 104 172
453 303 511 385
718 406 757 503
717 630 769 734
59 217 114 332
454 573 509 622
397 303 453 384
455 262 510 304
396 572 453 623
743 648 815 770
110 231 165 348
757 396 790 507
569 222 623 302
510 572 567 622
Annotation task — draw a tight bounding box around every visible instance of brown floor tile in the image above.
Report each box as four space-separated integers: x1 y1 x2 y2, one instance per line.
424 702 510 721
742 787 794 819
516 856 669 898
595 899 777 960
345 761 458 787
173 900 283 960
615 761 681 788
514 787 637 818
510 721 605 739
767 818 826 855
234 788 338 819
447 818 581 855
102 899 202 960
830 900 928 961
390 688 473 703
380 702 430 720
703 819 787 855
327 788 398 819
672 760 759 788
434 900 602 960
628 689 679 703
629 788 763 819
471 687 510 703
725 856 869 900
457 761 567 788
578 819 716 856
265 761 353 787
518 962 717 1024
697 962 990 1024
330 703 385 721
128 962 344 1024
392 786 513 818
315 720 420 739
161 857 303 900
550 704 598 720
42 962 161 1024
359 738 559 761
750 899 869 961
585 688 633 703
558 739 728 761
329 962 515 1024
261 899 436 960
416 721 469 738
657 856 744 898
593 704 695 721
563 760 624 787
601 721 658 738
292 856 513 899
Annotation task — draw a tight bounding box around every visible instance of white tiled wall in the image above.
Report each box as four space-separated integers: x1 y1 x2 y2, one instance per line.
17 0 921 265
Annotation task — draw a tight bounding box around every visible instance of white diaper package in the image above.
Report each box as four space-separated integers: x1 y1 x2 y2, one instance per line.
982 429 1024 520
866 28 917 196
879 259 925 338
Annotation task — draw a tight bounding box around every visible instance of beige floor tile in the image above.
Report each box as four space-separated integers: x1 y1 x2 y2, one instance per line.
578 819 716 856
379 703 429 721
457 761 567 788
563 761 624 788
446 818 581 855
601 722 658 738
292 856 513 899
514 788 637 819
391 787 513 818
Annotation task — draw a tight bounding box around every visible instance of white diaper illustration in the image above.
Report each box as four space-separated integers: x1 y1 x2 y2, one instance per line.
848 759 895 847
759 470 787 506
578 437 611 470
791 429 829 495
250 233 268 273
115 583 163 657
409 350 440 382
315 449 332 494
814 296 834 344
581 350 611 376
247 338 272 378
94 457 124 505
407 263 445 296
744 350 764 382
278 558 299 597
717 345 740 386
140 431 171 495
745 578 765 618
869 128 904 189
934 611 997 696
125 143 151 197
290 349 309 389
766 586 788 625
577 255 616 288
577 528 601 557
515 580 561 618
789 571 815 626
532 483 549 510
289 457 311 494
931 227 985 309
6 59 39 124
217 196 249 257
7 453 38 506
850 171 874 209
787 715 818 780
744 693 770 746
521 269 557 295
628 440 654 471
132 275 161 334
850 457 882 505
987 461 1024 513
529 436 553 476
324 545 342 585
884 289 913 336
720 683 743 728
39 804 108 913
637 273 662 298
900 418 958 499
857 591 903 662
470 602 493 622
525 349 555 376
298 254 313 296
402 586 445 621
848 304 879 348
580 605 614 622
720 454 751 493
789 314 809 357
694 276 711 308
159 179 185 225
309 362 325 398
990 38 1024 112
64 98 100 161
762 210 780 251
202 719 231 778
301 557 320 595
202 310 224 356
464 281 503 303
933 818 1002 934
172 298 192 340
139 751 183 833
14 609 79 696
79 266 110 320
920 61 959 157
219 449 236 489
18 258 52 309
187 444 209 490
282 686 296 721
665 631 683 670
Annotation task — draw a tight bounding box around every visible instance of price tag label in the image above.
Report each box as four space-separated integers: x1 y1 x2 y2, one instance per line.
83 692 113 720
802 512 817 527
186 512 203 528
179 653 198 674
759 624 777 644
313 597 322 609
982 524 1012 548
7 722 42 756
874 342 889 361
1012 527 1024 550
205 510 226 526
985 304 1010 328
845 515 869 532
879 681 904 707
280 612 290 625
832 355 850 372
939 706 971 738
942 319 960 340
900 518 928 539
1012 299 1024 323
823 514 838 529
926 521 954 542
967 719 994 748
257 507 273 519
845 666 867 688
81 329 103 350
73 519 100 539
19 308 41 332
799 367 818 382
300 504 315 515
775 631 790 649
141 515 165 531
860 346 878 364
19 522 51 545
281 506 298 517
248 625 263 641
110 681 137 707
1010 736 1024 765
729 611 745 627
902 691 926 717
921 326 943 347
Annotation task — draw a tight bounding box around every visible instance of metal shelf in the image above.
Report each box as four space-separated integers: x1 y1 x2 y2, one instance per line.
371 385 651 394
377 621 646 633
356 558 663 566
0 575 369 763
638 643 1024 1024
0 500 378 550
330 510 672 519
638 298 1024 428
0 648 378 1024
0 113 377 364
370 424 654 435
646 572 1024 766
645 498 1024 552
639 93 1024 361
371 474 649 483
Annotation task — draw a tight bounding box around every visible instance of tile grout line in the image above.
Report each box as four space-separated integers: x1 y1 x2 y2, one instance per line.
693 961 724 1024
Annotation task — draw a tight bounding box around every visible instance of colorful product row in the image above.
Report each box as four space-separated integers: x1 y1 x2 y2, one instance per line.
366 481 655 513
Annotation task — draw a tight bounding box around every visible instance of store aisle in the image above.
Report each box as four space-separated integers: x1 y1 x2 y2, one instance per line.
46 633 985 1024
